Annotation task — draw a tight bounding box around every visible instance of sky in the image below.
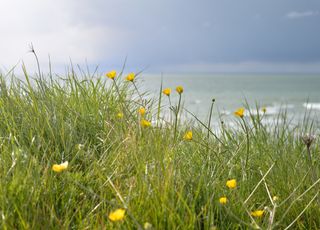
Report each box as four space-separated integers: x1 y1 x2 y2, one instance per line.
1 0 320 74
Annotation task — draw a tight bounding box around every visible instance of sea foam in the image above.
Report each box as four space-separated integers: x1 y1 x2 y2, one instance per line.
303 103 320 110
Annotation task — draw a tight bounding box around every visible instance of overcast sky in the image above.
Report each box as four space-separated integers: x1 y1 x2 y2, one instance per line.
1 0 320 74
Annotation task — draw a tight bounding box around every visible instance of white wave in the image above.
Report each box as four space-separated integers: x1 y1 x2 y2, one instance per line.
220 110 231 116
263 106 280 115
190 99 202 105
259 104 295 115
219 104 299 118
303 103 320 110
245 106 279 116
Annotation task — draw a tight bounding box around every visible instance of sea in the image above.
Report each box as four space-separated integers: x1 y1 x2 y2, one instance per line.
139 73 320 128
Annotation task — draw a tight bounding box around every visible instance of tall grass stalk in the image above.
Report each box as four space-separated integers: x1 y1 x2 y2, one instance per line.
173 92 182 142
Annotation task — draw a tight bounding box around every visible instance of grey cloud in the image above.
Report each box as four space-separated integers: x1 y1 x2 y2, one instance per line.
1 0 320 73
286 11 319 19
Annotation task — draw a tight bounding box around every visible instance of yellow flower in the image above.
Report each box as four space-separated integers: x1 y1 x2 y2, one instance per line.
262 107 267 113
176 86 184 94
234 108 245 118
219 196 228 205
272 196 279 202
108 208 126 222
144 222 153 229
106 70 117 79
250 210 264 218
162 88 171 96
183 131 193 141
117 112 124 119
141 119 151 127
138 107 146 116
52 161 68 173
126 72 135 82
226 179 237 189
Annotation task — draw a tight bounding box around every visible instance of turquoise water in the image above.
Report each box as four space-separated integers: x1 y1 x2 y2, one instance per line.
139 73 320 125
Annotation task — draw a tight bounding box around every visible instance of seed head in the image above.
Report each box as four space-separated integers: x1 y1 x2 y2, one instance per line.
302 133 316 148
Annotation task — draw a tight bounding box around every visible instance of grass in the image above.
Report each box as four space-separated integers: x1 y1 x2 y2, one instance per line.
0 64 320 229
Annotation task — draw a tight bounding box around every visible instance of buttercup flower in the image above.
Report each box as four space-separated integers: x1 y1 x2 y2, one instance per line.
226 179 237 189
183 131 193 141
108 208 126 222
52 161 68 173
106 70 117 79
176 86 184 94
234 108 245 118
219 196 228 205
139 107 146 116
141 119 151 127
117 112 124 119
250 210 264 218
162 88 171 96
126 72 135 82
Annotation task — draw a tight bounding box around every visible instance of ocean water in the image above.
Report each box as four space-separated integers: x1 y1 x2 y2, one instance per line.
139 73 320 126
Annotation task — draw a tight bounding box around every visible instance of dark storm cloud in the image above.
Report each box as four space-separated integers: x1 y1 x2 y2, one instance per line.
1 0 320 72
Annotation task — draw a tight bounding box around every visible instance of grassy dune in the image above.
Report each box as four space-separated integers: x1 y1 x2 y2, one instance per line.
0 67 319 229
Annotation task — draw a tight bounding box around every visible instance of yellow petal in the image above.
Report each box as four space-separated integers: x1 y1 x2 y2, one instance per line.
108 208 126 221
176 86 184 94
106 70 117 79
52 161 68 173
126 72 135 82
138 107 146 116
226 179 237 189
162 88 171 96
183 131 193 141
234 108 245 118
251 210 264 218
140 119 151 127
219 196 228 205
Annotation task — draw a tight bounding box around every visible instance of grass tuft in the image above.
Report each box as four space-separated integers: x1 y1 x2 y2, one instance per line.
0 66 319 229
